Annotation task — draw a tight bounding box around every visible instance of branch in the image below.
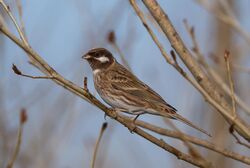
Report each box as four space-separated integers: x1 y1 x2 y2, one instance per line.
134 118 250 165
15 0 27 40
0 0 27 45
141 0 250 142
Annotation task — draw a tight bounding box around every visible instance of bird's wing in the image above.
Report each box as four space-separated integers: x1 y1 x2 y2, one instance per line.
107 64 177 112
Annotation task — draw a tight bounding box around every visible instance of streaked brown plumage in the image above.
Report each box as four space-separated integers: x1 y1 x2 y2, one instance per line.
83 48 210 136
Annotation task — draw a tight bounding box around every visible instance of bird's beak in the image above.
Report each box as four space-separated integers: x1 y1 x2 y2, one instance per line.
82 53 91 60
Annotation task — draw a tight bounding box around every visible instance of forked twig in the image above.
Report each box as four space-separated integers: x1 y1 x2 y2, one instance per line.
12 64 54 79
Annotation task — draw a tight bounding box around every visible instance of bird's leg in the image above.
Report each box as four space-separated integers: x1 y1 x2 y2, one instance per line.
129 110 146 133
104 113 107 120
133 114 140 122
129 116 139 134
131 110 146 123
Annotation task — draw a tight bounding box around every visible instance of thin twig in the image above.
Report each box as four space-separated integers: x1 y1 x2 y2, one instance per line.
107 31 131 71
7 109 27 168
15 0 27 40
12 64 54 79
0 0 39 67
129 0 174 65
232 133 250 149
91 122 108 168
183 19 203 64
0 0 28 46
224 51 237 117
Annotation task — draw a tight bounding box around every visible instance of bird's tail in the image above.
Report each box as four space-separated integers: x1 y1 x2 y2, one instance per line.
154 111 211 137
171 113 211 137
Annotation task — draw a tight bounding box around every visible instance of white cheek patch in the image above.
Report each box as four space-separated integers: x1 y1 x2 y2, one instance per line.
95 56 110 63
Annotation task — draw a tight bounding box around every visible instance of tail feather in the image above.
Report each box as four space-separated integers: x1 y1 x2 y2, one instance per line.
171 113 211 137
154 111 211 137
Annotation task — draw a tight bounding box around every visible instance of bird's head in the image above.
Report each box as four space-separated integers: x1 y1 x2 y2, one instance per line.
82 48 115 73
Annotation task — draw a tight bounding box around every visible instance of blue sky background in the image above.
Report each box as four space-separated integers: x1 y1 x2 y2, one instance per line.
1 0 250 168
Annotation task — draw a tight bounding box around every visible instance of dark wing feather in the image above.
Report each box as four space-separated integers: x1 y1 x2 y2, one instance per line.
108 63 177 112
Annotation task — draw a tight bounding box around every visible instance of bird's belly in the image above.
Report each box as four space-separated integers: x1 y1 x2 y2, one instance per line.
96 89 141 112
102 94 141 112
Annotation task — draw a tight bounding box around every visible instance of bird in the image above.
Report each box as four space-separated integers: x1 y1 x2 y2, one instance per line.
82 48 210 136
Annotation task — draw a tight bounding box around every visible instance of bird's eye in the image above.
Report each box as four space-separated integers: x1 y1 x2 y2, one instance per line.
95 53 100 57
